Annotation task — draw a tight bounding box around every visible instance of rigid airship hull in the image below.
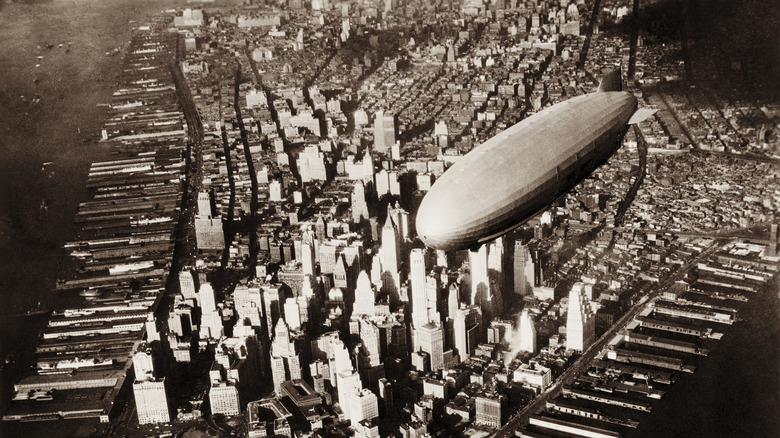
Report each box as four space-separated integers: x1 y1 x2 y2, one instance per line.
416 91 638 251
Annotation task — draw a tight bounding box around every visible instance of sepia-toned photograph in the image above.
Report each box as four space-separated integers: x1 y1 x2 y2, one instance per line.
0 0 777 437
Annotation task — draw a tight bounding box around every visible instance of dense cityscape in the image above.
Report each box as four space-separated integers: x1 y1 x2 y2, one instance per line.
0 0 778 437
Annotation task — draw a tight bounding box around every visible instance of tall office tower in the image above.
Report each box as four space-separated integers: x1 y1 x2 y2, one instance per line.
133 349 155 377
452 309 468 361
359 319 382 367
301 275 315 299
447 283 459 318
301 240 315 278
417 322 445 371
284 297 301 331
334 255 349 290
234 284 264 327
373 110 397 154
179 268 197 300
298 145 328 183
381 215 400 273
199 282 217 313
330 340 354 383
133 348 170 425
513 241 535 296
410 249 429 329
199 283 223 339
436 249 448 268
469 244 491 309
208 383 240 416
388 171 401 196
387 203 410 241
424 276 440 323
270 320 302 394
315 216 327 244
375 168 390 197
370 255 383 289
533 249 544 288
311 332 356 385
297 295 309 324
488 237 503 274
145 313 160 342
769 223 778 257
353 271 376 317
337 370 363 416
134 379 170 425
518 309 536 354
566 283 595 352
263 283 283 336
451 304 483 361
348 388 379 426
352 181 369 223
380 215 401 295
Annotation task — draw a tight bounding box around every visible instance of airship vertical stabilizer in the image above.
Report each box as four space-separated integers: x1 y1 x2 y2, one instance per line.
597 68 623 93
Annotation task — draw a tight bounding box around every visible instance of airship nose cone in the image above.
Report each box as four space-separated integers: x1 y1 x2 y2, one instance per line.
416 189 459 250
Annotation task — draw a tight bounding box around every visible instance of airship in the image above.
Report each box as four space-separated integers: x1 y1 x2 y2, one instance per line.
416 69 655 251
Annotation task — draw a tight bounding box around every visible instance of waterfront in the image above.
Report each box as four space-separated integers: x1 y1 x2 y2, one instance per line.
632 276 780 438
0 0 182 429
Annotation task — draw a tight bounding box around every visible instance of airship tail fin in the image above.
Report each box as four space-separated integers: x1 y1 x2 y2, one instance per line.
628 107 658 124
598 68 623 93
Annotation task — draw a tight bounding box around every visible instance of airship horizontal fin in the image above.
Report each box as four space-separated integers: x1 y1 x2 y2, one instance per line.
598 69 623 92
628 108 658 124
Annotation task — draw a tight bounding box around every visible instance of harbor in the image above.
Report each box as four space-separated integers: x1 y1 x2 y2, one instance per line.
515 241 777 437
2 16 187 425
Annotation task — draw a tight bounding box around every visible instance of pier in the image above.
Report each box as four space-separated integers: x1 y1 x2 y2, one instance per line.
635 316 723 339
561 386 652 412
590 359 674 384
607 348 696 373
624 331 709 356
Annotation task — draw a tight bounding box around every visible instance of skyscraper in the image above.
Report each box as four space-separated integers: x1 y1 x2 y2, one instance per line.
284 297 301 331
513 241 534 296
351 181 369 223
300 240 315 279
199 282 217 313
518 309 536 354
133 348 170 425
208 382 240 416
452 309 468 362
387 203 410 242
447 283 459 319
410 249 428 329
134 379 170 425
348 388 379 427
469 245 490 309
381 215 399 274
373 110 397 154
424 275 440 323
358 319 381 367
380 214 401 296
199 283 223 339
353 271 376 317
270 320 302 394
336 370 363 417
334 255 348 290
179 268 197 300
417 322 445 371
566 283 595 352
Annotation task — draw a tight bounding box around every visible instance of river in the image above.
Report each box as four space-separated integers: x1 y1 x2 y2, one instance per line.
0 0 183 428
631 276 780 437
